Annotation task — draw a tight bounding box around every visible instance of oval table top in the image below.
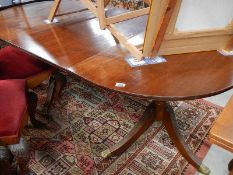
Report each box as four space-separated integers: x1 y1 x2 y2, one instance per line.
0 1 232 101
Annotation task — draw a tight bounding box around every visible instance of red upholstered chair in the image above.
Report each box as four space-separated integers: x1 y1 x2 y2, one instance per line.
0 45 53 88
0 44 67 118
0 79 38 175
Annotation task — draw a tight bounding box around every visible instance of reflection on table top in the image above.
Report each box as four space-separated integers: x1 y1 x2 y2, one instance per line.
0 1 233 101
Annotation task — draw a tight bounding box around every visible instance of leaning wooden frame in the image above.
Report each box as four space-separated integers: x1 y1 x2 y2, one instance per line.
47 0 149 25
48 0 233 61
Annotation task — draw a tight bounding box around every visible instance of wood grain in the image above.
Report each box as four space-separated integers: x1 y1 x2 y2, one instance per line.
209 95 233 153
0 1 232 101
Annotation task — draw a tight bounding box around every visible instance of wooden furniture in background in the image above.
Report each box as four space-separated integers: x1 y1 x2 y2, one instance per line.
47 0 233 60
209 96 233 152
0 2 233 174
209 96 233 174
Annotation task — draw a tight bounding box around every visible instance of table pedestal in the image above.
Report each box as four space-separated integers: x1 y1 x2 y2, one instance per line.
101 101 210 175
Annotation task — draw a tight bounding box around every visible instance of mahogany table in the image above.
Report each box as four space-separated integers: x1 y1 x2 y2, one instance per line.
0 1 233 174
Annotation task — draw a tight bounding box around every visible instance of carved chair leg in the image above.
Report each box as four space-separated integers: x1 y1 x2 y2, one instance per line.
8 137 30 175
0 146 14 175
163 102 210 175
27 89 45 128
39 70 67 118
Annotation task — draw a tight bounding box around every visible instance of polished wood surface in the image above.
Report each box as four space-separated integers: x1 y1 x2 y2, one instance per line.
70 46 233 100
0 1 232 101
209 96 233 174
0 2 233 100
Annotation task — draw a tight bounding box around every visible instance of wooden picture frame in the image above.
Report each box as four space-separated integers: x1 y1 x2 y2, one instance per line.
47 0 233 60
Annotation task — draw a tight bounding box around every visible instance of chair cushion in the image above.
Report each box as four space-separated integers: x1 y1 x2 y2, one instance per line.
0 79 27 144
0 46 51 79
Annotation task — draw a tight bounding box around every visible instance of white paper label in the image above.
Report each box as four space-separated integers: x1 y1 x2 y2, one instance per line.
115 83 126 87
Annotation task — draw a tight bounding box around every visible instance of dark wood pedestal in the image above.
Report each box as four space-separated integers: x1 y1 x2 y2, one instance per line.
101 101 210 174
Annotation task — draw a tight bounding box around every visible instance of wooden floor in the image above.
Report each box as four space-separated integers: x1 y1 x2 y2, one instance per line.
0 0 233 101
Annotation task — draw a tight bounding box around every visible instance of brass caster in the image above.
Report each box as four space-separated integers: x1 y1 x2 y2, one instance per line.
101 149 111 159
197 164 210 175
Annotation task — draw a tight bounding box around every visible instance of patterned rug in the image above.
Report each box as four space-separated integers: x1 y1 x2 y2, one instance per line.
109 0 146 10
22 76 222 175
